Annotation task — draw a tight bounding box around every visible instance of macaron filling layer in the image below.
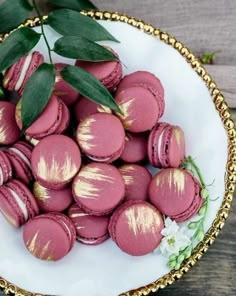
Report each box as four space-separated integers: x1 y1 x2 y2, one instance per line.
8 188 28 221
14 53 33 91
9 147 31 168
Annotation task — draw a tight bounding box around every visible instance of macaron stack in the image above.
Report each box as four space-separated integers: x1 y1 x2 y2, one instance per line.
0 48 204 261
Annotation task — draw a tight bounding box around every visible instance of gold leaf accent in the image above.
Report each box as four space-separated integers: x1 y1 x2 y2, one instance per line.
0 208 17 226
74 166 115 199
33 182 50 201
174 128 183 148
120 166 135 185
156 169 185 194
97 105 112 114
36 154 78 182
0 107 7 142
45 252 54 261
116 97 134 128
26 232 39 254
39 241 51 259
77 117 96 150
125 206 161 236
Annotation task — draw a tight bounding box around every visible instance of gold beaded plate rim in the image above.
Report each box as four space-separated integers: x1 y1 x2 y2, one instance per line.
0 11 236 296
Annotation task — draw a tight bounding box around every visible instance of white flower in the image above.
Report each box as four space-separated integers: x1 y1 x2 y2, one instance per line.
159 218 190 256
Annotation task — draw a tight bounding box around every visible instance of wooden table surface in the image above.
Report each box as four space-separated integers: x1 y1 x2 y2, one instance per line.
0 1 235 296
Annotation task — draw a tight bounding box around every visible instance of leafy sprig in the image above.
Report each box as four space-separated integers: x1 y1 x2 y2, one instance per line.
0 0 121 130
199 51 220 65
167 156 210 270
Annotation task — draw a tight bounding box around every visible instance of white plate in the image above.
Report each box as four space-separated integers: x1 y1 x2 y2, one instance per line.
0 15 230 296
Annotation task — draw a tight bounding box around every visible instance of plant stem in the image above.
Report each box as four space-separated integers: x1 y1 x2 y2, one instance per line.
187 156 206 188
32 0 53 64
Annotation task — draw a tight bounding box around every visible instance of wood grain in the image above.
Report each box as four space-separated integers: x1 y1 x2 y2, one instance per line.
0 1 235 296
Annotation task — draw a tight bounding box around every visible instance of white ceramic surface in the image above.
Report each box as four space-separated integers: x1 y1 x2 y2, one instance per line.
0 21 228 296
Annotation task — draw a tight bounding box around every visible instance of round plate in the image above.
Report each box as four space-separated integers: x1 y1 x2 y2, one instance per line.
0 11 235 296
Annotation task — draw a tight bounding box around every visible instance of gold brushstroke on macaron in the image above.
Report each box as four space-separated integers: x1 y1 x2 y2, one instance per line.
97 105 112 114
74 166 115 199
33 182 50 201
125 206 161 236
119 166 135 185
116 97 134 128
25 135 39 146
70 212 90 218
26 231 39 254
0 107 7 142
156 169 185 194
37 154 78 182
173 128 183 148
39 240 51 259
45 252 54 261
77 117 96 150
0 208 17 226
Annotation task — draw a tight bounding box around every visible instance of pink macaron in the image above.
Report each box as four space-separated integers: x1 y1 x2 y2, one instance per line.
116 71 165 118
0 180 39 228
109 200 164 256
3 51 44 96
31 134 81 190
119 164 152 202
76 113 125 163
0 101 21 145
115 85 160 132
33 181 73 213
15 95 70 139
0 151 13 185
75 47 122 91
148 122 185 168
74 96 112 122
54 63 79 106
149 168 203 222
120 132 148 163
5 141 33 184
72 162 125 216
23 212 76 261
68 204 110 245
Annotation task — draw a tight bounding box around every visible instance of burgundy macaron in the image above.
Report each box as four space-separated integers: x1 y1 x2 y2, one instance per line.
68 204 110 245
74 96 112 122
119 164 152 202
0 151 13 185
149 168 203 222
3 51 44 96
120 132 148 163
6 141 33 184
72 162 125 216
109 200 164 256
0 101 20 145
15 95 70 139
23 213 76 261
33 181 73 213
0 180 39 228
31 135 81 190
76 113 125 163
115 85 160 132
54 63 79 106
116 71 165 118
148 122 185 168
76 47 122 91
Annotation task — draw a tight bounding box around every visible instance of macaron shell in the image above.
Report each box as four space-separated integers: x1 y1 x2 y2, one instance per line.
109 201 164 256
54 63 79 106
0 151 12 184
115 86 160 132
149 168 199 218
53 99 70 134
0 101 21 145
120 132 147 163
23 215 72 261
76 113 125 162
72 163 125 215
168 126 185 168
0 190 21 228
74 97 112 122
31 135 81 189
119 165 152 202
33 181 73 213
3 57 24 90
68 204 110 245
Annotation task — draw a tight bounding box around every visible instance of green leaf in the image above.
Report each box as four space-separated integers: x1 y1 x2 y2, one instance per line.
53 36 118 62
174 263 181 270
201 188 209 200
188 222 198 230
177 254 185 264
0 0 33 34
47 9 118 42
168 260 176 269
0 27 41 73
184 246 192 259
169 254 177 262
0 88 4 98
61 65 121 114
48 0 97 11
197 230 204 241
198 205 207 216
21 63 55 130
